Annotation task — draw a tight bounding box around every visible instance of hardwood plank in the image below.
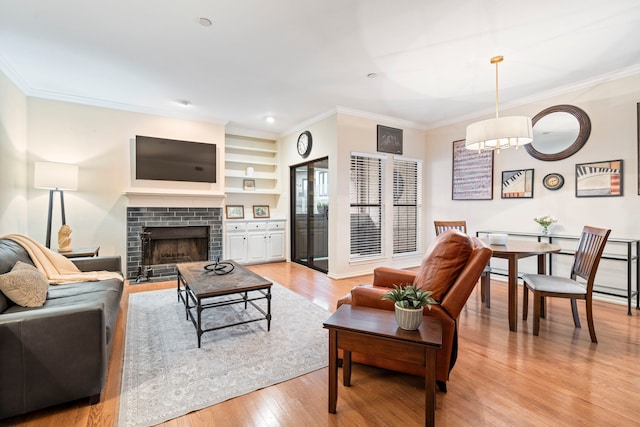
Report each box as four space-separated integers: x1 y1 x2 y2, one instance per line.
3 262 639 426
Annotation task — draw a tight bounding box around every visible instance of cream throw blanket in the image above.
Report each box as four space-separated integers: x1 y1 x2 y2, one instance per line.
4 234 123 285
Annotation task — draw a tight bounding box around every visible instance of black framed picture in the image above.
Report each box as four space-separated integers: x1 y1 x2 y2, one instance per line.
576 159 623 197
452 139 494 200
501 169 534 198
377 125 403 155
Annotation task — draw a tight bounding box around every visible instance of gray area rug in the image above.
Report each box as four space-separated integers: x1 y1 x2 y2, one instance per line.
118 280 330 427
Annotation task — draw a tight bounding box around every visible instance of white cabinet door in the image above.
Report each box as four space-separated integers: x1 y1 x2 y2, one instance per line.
267 230 285 260
226 233 247 263
247 231 267 262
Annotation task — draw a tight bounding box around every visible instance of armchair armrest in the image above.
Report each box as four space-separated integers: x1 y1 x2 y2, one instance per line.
72 256 122 273
372 267 417 288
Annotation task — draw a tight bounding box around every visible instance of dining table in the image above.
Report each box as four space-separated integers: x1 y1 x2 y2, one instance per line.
482 239 561 332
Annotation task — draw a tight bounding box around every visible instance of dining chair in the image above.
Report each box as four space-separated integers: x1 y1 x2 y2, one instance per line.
522 225 611 343
434 220 492 308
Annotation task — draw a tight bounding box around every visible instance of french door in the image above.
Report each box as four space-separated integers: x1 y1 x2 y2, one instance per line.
290 157 329 273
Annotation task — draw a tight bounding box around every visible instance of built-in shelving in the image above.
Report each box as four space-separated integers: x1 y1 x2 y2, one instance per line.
225 134 279 194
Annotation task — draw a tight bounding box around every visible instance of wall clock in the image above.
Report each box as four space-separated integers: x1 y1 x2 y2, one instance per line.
297 131 312 158
543 173 564 190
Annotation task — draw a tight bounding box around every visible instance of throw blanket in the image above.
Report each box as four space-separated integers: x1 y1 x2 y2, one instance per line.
4 234 123 285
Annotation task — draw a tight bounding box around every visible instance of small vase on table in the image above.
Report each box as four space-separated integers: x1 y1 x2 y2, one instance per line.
541 225 549 235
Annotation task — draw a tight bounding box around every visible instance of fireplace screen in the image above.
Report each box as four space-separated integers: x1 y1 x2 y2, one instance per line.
142 226 209 266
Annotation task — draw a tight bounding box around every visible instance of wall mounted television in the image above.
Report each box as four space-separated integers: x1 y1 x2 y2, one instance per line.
135 135 216 183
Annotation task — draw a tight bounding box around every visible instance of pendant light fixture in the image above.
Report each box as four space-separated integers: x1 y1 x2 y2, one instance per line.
465 56 533 152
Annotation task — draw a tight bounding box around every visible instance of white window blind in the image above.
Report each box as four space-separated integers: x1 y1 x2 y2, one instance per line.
350 153 384 260
393 158 422 255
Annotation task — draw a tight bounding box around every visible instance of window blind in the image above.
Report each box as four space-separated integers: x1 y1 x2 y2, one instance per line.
350 154 384 260
393 158 422 255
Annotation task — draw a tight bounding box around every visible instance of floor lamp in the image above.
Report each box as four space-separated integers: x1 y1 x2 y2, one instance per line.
34 161 79 248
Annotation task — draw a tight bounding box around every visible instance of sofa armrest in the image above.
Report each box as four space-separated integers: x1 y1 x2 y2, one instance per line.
0 304 107 419
372 267 417 288
72 255 122 273
350 285 397 311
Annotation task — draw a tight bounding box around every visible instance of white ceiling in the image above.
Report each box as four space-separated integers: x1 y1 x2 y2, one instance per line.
1 0 640 137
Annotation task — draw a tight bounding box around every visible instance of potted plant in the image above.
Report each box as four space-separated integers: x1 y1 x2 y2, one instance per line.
381 283 437 330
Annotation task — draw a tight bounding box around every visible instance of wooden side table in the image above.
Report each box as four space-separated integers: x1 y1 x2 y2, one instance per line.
59 247 100 258
323 305 443 427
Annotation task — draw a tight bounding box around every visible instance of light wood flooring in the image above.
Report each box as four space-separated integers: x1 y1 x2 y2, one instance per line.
3 261 640 426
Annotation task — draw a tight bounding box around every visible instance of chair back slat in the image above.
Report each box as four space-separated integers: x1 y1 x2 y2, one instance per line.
435 220 467 236
571 226 611 289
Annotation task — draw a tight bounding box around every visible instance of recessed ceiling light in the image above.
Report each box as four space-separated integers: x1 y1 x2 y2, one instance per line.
367 73 377 78
199 17 212 27
177 99 192 107
265 116 275 123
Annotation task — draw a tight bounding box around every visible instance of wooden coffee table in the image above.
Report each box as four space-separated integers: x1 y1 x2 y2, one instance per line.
323 305 443 427
176 260 272 348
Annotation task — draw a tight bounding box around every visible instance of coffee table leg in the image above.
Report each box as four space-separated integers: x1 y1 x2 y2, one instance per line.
197 298 203 348
425 347 436 427
328 329 338 413
266 288 272 331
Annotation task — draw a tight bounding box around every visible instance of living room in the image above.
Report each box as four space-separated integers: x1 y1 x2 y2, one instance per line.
1 1 640 426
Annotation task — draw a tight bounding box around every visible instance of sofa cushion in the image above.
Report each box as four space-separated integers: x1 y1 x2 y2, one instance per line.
414 229 472 301
0 261 49 307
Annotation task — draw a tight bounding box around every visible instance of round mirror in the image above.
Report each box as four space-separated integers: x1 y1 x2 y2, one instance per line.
525 105 591 161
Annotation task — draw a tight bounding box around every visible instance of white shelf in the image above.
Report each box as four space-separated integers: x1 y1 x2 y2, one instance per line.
226 144 277 154
224 133 279 197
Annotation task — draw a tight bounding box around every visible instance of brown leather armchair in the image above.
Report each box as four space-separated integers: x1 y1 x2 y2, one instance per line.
336 230 492 391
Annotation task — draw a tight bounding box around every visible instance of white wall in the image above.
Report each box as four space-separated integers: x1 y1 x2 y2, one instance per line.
0 71 28 235
25 97 225 258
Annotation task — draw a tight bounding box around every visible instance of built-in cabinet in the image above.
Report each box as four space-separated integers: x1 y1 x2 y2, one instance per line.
225 220 286 264
225 134 279 194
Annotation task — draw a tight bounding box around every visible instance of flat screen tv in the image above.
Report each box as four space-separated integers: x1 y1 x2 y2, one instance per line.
135 135 216 183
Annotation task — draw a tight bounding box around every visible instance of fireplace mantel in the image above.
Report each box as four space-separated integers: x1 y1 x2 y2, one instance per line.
124 189 226 208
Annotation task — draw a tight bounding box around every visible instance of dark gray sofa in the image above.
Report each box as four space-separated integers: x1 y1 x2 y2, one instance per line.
0 238 123 420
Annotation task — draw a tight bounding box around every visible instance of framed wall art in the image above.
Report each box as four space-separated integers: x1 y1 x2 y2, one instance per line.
452 139 494 200
576 159 623 197
501 169 534 198
243 179 255 191
377 125 403 155
253 205 270 218
225 205 244 219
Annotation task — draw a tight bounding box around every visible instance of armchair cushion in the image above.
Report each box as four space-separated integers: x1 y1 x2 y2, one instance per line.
414 230 472 301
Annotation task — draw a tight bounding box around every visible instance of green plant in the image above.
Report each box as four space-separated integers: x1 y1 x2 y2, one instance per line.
381 283 437 310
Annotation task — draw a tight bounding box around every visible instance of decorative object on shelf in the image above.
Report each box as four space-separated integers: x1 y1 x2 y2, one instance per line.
543 173 565 190
452 139 493 200
501 169 534 199
225 205 244 219
243 179 255 191
576 159 623 197
381 283 437 330
245 166 254 177
534 215 557 235
57 224 73 252
297 131 312 158
488 233 508 245
526 105 591 161
34 161 79 249
465 56 533 152
253 205 270 218
376 124 403 155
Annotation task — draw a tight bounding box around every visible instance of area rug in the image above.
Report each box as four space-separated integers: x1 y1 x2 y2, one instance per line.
118 280 330 427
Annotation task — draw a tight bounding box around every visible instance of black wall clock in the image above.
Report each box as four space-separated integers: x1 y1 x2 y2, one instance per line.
297 131 312 158
543 173 564 190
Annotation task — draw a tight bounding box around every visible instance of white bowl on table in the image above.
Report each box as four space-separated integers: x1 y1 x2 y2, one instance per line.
488 233 508 245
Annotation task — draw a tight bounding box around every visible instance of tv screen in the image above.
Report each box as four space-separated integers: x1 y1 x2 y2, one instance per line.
135 135 216 183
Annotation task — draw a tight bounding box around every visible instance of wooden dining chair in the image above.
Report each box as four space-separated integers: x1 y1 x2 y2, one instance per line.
522 226 611 343
434 220 492 307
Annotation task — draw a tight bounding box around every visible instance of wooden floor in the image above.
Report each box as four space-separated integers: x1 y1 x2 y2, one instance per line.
4 261 640 427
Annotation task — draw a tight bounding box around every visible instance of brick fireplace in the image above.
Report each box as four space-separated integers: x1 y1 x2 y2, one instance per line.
126 207 222 282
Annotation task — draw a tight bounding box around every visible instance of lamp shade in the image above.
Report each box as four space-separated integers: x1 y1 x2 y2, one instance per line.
465 116 533 151
34 161 78 190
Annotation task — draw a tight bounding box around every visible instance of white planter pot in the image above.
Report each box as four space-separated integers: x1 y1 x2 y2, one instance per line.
394 304 424 330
